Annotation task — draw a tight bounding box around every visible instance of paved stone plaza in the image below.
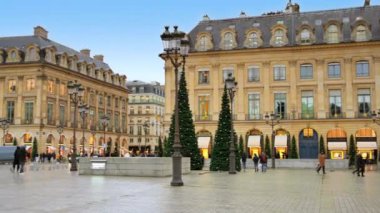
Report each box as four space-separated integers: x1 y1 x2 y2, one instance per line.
0 163 379 213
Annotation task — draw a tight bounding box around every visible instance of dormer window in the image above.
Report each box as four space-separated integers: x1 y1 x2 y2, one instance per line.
244 30 263 48
195 33 213 51
274 30 284 45
199 36 207 51
223 32 234 50
326 25 339 43
356 25 367 42
301 29 311 43
10 51 16 59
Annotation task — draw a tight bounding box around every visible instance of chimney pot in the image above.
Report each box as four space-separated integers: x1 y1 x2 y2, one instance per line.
80 49 91 57
94 54 104 62
34 26 48 39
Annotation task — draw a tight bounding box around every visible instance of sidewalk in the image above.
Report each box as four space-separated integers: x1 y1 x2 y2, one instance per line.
0 164 379 213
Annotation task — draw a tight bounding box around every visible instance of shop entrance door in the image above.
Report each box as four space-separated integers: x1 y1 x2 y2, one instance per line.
299 131 318 159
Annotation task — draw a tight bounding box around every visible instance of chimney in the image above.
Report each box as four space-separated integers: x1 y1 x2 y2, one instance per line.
240 11 247 18
202 14 210 21
34 26 48 39
94 54 104 62
364 0 370 6
80 49 91 57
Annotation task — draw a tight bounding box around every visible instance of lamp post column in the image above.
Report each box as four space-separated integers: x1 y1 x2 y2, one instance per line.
1 119 10 146
225 73 237 174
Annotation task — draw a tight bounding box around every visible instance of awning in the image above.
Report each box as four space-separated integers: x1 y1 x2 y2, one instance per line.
47 146 56 151
248 135 261 147
275 135 287 147
357 141 378 150
197 137 210 149
328 142 347 150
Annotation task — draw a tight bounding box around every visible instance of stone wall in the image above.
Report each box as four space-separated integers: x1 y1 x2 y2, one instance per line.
79 157 191 177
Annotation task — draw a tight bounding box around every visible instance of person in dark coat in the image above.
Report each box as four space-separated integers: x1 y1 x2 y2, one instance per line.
11 146 21 173
253 154 259 172
18 146 27 173
352 153 361 175
260 152 268 172
358 154 366 177
241 152 247 172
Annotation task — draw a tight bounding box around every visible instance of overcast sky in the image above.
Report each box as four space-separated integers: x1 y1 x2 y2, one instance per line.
1 0 379 84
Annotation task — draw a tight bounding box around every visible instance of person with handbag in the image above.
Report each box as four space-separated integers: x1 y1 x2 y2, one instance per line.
316 151 326 174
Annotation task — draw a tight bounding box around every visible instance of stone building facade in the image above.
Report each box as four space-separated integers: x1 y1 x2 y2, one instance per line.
127 80 165 154
163 1 380 161
0 26 129 157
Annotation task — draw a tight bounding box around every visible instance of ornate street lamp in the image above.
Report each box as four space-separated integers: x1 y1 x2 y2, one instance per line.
0 118 10 146
79 103 89 156
67 80 84 171
264 112 280 169
100 115 110 156
56 124 64 159
225 73 238 174
160 25 189 186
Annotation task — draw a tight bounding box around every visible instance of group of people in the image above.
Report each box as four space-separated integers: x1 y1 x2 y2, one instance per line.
11 146 27 174
241 152 268 172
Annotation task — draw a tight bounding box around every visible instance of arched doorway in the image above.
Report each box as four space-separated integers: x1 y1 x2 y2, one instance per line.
22 133 33 144
4 133 14 145
299 128 318 159
355 128 377 164
274 129 289 159
327 128 347 159
196 130 212 159
246 129 263 158
46 134 56 154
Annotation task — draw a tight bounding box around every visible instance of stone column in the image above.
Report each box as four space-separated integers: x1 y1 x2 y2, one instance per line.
35 75 46 125
55 79 60 125
0 77 4 118
289 60 297 119
211 63 220 121
236 63 245 120
187 64 196 114
344 58 354 118
262 61 271 113
15 76 24 125
374 57 380 110
316 59 326 118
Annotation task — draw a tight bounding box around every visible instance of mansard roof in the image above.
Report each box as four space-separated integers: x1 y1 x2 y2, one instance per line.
0 35 111 70
188 5 380 51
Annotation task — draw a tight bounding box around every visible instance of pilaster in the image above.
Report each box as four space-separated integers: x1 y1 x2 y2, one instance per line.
344 58 354 118
236 63 245 120
262 61 271 112
211 63 220 120
316 59 326 118
374 57 380 110
289 60 297 119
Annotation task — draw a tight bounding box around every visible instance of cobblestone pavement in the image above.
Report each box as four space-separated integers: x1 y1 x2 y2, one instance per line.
0 163 379 213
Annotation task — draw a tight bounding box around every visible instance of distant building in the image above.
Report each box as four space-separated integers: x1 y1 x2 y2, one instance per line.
163 1 380 161
0 26 129 157
126 80 165 154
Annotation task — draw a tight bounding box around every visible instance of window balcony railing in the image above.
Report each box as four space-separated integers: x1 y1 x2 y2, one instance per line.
327 112 346 119
22 119 33 125
47 119 55 126
276 113 290 120
195 115 212 121
356 112 372 119
299 112 316 120
246 114 262 120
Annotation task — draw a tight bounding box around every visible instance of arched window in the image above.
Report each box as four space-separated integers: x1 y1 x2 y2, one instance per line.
223 32 234 50
300 29 311 44
10 51 16 59
274 29 284 45
356 25 367 42
327 25 339 43
248 32 259 47
199 36 207 51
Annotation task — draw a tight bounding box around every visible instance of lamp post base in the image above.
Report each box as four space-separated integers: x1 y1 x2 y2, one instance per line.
171 151 183 186
229 171 237 174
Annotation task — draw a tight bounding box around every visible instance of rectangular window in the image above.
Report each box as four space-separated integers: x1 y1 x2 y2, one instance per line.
223 68 234 81
248 94 260 119
328 63 341 78
356 61 369 77
98 110 104 128
248 67 260 82
48 80 54 94
274 93 286 119
138 106 142 114
7 101 15 124
198 95 210 120
107 96 111 107
114 113 119 129
98 96 103 106
198 70 209 84
26 79 35 91
139 87 144 93
138 126 142 135
115 98 119 108
8 80 16 93
122 115 126 131
273 65 286 81
24 102 34 124
130 126 134 135
358 89 371 116
329 90 342 117
301 91 314 118
300 64 313 79
59 105 65 125
47 103 54 124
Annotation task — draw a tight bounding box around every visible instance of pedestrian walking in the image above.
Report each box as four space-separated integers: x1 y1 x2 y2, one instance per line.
11 146 21 173
352 153 361 175
260 152 268 172
316 151 326 174
18 146 27 173
358 154 366 177
253 154 259 172
241 151 247 172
